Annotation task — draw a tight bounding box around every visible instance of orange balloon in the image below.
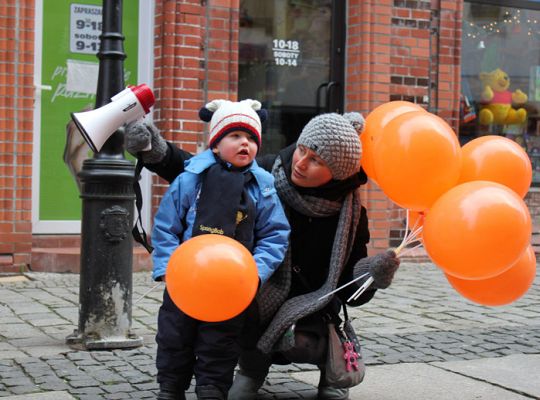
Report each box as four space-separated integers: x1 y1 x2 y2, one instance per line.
423 181 532 280
373 111 462 211
166 234 259 322
361 101 425 181
446 246 536 306
459 135 532 198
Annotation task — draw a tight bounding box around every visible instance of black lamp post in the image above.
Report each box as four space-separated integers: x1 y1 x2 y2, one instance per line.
66 0 142 350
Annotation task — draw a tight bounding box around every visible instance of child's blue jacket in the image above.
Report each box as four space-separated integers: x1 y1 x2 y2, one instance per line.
151 149 290 282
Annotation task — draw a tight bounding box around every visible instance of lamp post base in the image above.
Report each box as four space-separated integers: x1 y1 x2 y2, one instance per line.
66 329 143 350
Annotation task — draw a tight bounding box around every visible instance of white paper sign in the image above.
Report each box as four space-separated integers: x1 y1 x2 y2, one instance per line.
70 4 102 54
66 59 99 94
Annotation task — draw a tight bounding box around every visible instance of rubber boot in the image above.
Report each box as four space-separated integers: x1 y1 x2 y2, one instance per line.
227 371 265 400
317 385 349 400
317 370 349 400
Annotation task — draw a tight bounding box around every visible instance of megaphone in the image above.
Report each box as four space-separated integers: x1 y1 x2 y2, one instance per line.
71 83 155 153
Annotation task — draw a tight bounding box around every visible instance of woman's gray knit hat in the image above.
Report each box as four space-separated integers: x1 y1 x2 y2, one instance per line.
296 112 364 180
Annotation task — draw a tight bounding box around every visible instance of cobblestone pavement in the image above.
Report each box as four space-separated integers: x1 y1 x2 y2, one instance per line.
0 262 539 399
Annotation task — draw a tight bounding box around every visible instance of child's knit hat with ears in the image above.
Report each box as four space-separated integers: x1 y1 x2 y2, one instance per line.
199 99 268 149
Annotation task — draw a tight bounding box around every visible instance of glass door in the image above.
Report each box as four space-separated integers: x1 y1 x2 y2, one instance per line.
238 0 345 154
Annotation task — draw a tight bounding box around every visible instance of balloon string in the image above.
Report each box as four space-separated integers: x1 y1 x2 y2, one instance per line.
133 282 163 305
397 210 414 252
396 229 423 254
402 225 423 247
401 237 422 251
397 242 423 258
348 276 375 302
400 210 412 249
396 210 424 254
318 213 424 302
347 211 426 302
317 272 370 301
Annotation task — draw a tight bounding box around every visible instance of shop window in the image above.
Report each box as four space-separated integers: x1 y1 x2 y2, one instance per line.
461 1 540 187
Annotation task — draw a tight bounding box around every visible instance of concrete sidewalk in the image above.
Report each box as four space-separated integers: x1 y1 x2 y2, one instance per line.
0 262 539 399
292 354 540 399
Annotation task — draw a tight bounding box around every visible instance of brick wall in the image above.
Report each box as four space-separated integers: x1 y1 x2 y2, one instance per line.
0 1 34 270
151 0 239 216
152 0 239 216
346 0 463 254
346 0 393 253
436 0 462 127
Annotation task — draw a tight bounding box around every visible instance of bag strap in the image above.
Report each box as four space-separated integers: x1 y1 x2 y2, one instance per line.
132 157 154 253
342 302 349 321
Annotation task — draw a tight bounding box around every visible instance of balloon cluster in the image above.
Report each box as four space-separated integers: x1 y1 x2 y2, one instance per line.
362 101 536 306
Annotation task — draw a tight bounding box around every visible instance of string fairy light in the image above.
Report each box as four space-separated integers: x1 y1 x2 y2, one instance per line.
464 7 540 43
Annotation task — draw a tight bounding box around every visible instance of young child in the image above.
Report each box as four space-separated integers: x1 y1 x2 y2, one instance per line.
151 99 290 400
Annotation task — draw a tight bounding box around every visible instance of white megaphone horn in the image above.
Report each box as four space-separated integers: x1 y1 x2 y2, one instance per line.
71 83 155 153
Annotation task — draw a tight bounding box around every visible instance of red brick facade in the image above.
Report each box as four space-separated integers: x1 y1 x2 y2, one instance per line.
0 1 34 271
0 0 537 271
151 0 241 212
346 0 463 252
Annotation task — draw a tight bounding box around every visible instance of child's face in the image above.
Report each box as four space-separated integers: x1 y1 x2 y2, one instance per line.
212 130 258 167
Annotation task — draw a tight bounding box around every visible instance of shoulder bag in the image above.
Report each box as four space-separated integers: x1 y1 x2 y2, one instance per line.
324 303 366 388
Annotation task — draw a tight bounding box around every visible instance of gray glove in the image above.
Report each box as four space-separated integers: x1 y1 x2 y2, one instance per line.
353 250 400 289
124 121 168 164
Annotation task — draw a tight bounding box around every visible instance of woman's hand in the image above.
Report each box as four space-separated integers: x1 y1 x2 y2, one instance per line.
353 250 400 289
124 121 168 164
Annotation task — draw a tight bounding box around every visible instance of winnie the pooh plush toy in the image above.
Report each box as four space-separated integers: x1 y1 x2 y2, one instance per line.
478 68 528 125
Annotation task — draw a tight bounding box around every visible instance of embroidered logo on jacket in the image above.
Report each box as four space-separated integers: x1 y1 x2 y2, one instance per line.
198 225 224 235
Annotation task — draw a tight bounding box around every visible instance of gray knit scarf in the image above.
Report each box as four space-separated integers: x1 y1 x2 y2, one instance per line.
256 156 363 354
273 156 342 217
